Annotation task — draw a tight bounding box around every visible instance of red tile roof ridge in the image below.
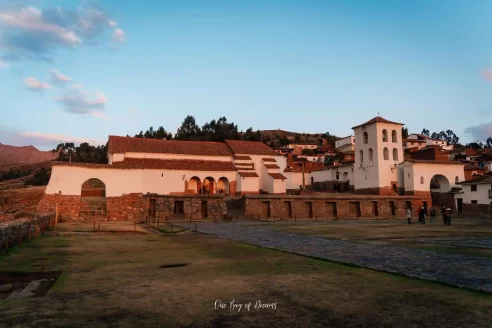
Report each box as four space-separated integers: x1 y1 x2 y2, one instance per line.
352 116 404 129
268 173 287 180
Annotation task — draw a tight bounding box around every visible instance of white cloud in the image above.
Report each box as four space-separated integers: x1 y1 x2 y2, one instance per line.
112 28 126 42
0 4 123 62
0 6 82 46
55 85 107 114
20 131 104 145
51 69 72 82
70 83 84 89
87 111 106 118
24 77 50 90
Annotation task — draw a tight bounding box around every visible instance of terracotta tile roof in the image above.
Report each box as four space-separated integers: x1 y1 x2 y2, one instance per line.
234 162 254 167
225 139 278 156
236 167 256 171
119 158 237 171
238 171 259 178
464 164 487 170
262 158 277 162
108 136 233 156
234 155 252 160
265 164 280 169
52 161 136 169
52 159 237 171
403 159 464 165
465 148 478 156
268 173 287 180
352 116 404 129
457 174 492 185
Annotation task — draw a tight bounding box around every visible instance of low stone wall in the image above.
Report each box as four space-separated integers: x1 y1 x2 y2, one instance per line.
0 213 54 250
37 194 81 219
461 203 492 218
243 194 431 220
0 188 45 216
107 193 147 221
147 195 227 221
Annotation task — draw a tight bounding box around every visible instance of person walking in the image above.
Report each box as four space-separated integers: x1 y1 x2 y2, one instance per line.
430 208 436 224
444 208 452 225
441 206 446 224
418 206 426 224
407 207 412 224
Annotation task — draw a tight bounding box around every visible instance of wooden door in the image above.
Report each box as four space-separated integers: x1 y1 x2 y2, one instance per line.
201 201 208 219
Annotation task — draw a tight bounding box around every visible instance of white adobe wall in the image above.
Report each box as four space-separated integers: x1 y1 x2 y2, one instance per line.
310 169 333 183
400 164 415 192
284 171 310 190
237 176 259 193
272 177 286 194
46 166 143 196
407 163 465 192
455 184 492 205
109 152 233 164
353 124 380 190
243 154 286 192
375 123 402 188
142 170 236 195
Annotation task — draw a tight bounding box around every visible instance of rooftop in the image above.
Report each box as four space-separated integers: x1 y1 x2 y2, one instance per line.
352 116 404 129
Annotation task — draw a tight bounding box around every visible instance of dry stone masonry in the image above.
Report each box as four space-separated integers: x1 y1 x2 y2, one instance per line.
0 214 54 250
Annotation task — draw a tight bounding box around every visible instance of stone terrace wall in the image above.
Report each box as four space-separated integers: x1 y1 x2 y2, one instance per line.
461 203 492 218
147 195 227 221
0 213 54 250
1 187 45 217
37 194 81 220
243 194 431 220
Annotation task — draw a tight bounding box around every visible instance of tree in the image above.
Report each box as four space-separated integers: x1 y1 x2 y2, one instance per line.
485 137 492 148
421 129 430 137
53 142 107 164
320 132 337 147
279 137 291 146
174 115 202 140
201 116 240 141
243 128 261 142
467 142 483 150
53 142 76 162
402 127 409 139
26 168 50 186
302 148 315 156
294 134 301 143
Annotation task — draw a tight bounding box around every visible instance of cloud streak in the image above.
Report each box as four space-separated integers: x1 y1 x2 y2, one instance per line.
482 69 492 81
24 77 50 90
0 3 125 62
464 122 492 141
20 131 104 145
54 85 107 115
51 69 72 83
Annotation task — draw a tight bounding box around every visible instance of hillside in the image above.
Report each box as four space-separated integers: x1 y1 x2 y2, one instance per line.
0 143 57 167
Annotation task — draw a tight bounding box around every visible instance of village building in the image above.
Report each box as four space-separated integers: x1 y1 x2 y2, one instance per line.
406 133 453 151
455 173 492 218
335 136 355 153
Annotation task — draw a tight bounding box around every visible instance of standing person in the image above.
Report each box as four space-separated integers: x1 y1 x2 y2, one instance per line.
407 207 412 224
430 208 436 224
419 206 426 224
441 206 446 224
444 208 452 225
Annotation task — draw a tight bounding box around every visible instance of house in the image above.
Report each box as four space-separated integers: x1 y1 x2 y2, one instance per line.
406 133 453 151
455 173 492 218
286 143 318 155
335 136 355 153
410 145 450 161
45 136 288 199
464 163 489 181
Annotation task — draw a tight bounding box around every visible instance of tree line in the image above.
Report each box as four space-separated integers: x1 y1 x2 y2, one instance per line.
420 128 492 149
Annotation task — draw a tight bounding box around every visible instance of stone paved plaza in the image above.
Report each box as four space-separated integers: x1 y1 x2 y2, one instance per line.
177 221 492 292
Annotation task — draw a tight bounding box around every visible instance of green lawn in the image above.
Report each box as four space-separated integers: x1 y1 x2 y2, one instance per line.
0 228 491 327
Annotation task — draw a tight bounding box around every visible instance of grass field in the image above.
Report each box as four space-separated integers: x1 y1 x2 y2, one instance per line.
0 227 491 327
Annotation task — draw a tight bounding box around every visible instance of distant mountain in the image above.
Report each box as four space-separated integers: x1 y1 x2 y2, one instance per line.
0 143 57 167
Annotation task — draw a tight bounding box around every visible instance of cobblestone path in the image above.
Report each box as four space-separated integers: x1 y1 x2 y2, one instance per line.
177 222 492 292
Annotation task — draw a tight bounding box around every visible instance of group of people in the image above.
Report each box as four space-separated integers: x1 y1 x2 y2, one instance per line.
407 205 452 225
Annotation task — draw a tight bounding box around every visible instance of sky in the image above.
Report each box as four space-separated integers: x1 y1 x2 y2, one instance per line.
0 0 491 150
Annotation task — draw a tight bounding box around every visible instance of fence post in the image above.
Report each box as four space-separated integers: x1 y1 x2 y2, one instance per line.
55 203 59 229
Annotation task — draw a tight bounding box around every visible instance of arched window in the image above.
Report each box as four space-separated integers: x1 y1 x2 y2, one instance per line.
391 130 397 143
368 148 373 161
392 148 398 161
382 129 388 142
363 131 368 144
455 176 459 183
420 176 424 184
359 150 364 163
383 147 389 160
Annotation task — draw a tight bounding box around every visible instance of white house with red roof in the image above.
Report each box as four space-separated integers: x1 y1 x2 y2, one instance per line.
45 136 288 197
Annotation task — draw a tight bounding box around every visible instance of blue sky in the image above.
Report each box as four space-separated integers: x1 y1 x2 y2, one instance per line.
0 0 491 150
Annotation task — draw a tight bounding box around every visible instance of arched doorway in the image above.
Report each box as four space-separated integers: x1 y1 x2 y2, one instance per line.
80 178 106 217
430 174 452 209
430 175 451 193
188 176 201 194
217 177 230 195
203 177 215 194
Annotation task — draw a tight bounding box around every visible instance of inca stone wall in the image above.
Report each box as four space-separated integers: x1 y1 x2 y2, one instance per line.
148 195 227 220
243 195 431 219
461 203 492 218
0 214 54 250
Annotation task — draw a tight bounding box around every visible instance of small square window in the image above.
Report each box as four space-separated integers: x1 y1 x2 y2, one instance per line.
471 185 477 192
471 200 477 204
